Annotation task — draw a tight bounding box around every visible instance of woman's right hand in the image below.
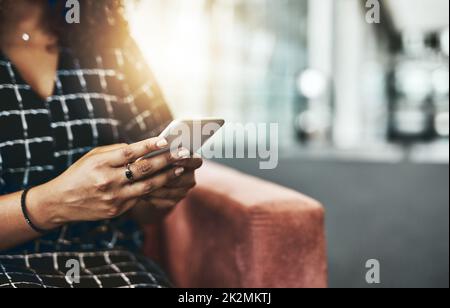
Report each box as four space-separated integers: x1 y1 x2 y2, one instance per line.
27 138 191 230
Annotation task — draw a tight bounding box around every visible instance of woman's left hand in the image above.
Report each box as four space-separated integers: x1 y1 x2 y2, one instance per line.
144 155 203 209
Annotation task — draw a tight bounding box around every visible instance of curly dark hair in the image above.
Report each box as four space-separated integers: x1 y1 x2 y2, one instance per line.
0 0 131 52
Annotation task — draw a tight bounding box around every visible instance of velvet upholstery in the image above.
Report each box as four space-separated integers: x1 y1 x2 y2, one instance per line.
144 162 327 288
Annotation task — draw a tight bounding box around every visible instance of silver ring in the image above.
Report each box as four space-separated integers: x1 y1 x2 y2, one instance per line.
125 163 134 181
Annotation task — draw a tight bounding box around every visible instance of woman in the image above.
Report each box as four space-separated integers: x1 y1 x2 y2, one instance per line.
0 0 202 288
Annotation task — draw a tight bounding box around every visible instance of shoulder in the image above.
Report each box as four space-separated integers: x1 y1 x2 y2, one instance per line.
61 37 143 70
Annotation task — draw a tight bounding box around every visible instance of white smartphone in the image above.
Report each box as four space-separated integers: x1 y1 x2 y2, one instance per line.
142 118 225 160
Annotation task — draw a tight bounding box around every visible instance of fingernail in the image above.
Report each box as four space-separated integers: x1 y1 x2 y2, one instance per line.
156 138 168 148
175 167 185 176
177 149 190 159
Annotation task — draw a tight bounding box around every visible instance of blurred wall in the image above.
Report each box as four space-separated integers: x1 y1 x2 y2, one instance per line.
216 158 449 288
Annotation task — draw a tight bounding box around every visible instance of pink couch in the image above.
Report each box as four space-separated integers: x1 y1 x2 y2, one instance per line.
144 162 327 288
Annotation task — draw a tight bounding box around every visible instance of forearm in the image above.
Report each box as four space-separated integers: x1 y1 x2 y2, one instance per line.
0 184 60 252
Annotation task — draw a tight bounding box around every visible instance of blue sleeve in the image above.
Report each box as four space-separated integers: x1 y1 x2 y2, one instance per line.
0 152 6 194
0 172 5 195
0 178 4 195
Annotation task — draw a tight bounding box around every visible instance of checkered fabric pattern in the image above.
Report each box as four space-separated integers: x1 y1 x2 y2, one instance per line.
0 39 173 288
0 251 171 288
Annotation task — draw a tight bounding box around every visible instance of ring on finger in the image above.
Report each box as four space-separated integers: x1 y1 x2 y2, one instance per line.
125 163 135 182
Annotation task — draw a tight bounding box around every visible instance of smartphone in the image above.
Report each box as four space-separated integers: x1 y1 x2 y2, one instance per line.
142 118 225 160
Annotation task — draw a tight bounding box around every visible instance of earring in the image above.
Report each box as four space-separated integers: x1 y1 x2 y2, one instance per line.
22 33 31 42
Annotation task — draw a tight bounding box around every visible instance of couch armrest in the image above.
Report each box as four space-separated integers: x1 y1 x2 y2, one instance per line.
144 162 327 288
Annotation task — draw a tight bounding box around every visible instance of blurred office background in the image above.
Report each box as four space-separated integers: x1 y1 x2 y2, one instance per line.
128 0 449 288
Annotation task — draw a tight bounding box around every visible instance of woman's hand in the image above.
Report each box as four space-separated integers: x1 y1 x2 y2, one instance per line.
131 155 203 225
28 138 191 230
145 155 203 208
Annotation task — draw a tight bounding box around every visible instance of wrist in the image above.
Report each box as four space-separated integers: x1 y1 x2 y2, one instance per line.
26 182 66 230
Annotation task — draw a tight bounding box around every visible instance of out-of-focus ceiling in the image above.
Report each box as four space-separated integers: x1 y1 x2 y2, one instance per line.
385 0 449 32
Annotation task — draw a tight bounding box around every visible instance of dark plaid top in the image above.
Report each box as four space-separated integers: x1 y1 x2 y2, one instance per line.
0 39 173 254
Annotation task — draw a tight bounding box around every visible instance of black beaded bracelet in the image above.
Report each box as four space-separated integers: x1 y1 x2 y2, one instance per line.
21 188 48 235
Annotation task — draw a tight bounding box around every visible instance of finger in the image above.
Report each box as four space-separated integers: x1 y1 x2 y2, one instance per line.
85 144 127 157
173 156 203 170
122 167 186 199
107 137 169 167
146 198 180 210
96 144 128 153
165 171 196 189
147 187 190 200
118 148 191 183
120 201 138 216
105 201 136 220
